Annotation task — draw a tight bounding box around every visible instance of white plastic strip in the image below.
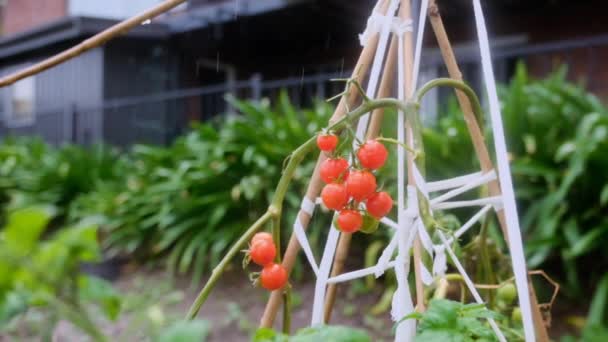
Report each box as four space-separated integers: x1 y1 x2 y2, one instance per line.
432 196 502 210
425 171 485 192
381 217 400 230
454 204 493 239
412 165 430 199
438 231 507 342
327 260 397 284
473 2 535 340
310 225 340 325
375 233 399 277
430 170 496 205
293 219 319 276
410 0 429 96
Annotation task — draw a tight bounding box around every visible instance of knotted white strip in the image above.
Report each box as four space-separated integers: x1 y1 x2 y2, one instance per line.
430 170 496 205
438 231 507 342
359 15 413 46
473 2 535 339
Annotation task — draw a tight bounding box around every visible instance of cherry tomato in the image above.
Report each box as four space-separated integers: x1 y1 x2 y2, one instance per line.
497 283 517 304
360 213 380 234
357 140 388 170
320 158 349 184
260 263 288 290
250 240 276 266
316 133 339 151
321 183 349 210
336 210 363 233
366 191 393 218
346 170 377 202
251 232 273 246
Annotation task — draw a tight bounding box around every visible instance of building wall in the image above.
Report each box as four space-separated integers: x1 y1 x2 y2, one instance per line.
0 48 104 144
2 0 67 36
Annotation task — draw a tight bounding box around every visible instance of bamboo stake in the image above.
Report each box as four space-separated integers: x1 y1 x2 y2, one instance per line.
0 0 186 88
427 1 549 340
258 0 392 328
322 35 401 323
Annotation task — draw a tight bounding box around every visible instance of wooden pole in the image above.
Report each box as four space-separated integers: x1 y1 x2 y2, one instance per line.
0 0 186 88
427 1 549 340
322 35 400 323
259 0 392 329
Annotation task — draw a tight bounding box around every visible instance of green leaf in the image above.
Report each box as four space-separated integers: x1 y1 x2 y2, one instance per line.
4 206 54 256
291 325 371 342
156 320 210 342
253 328 287 342
78 276 122 321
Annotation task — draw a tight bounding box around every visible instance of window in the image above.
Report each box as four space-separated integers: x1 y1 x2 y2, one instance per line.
6 76 35 126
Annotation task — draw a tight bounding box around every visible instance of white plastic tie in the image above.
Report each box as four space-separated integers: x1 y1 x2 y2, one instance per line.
426 171 485 192
412 165 430 199
419 261 433 285
391 18 413 37
293 218 319 276
432 196 503 210
430 170 496 206
473 1 534 340
375 234 399 278
432 245 447 277
300 196 316 216
417 220 433 256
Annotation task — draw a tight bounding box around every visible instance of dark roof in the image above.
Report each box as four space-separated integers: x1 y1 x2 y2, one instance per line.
0 16 170 60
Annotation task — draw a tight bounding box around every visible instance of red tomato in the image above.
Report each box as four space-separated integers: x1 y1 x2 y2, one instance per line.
346 170 377 202
337 210 363 233
321 183 349 210
250 240 276 266
357 140 388 170
316 133 339 151
366 191 393 218
319 158 349 184
260 263 288 290
251 232 273 246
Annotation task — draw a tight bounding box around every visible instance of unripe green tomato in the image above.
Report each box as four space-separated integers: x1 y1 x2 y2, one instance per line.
360 213 380 234
497 283 517 304
511 307 522 323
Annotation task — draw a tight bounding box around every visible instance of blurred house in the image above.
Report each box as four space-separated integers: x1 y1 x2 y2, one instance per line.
0 0 605 146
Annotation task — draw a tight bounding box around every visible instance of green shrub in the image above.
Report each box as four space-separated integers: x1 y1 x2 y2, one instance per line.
424 64 608 298
72 93 333 281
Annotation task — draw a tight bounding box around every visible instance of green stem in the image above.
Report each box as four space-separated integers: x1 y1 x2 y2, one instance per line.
478 217 496 304
282 286 292 334
375 137 418 155
186 97 407 320
415 78 485 128
186 211 273 319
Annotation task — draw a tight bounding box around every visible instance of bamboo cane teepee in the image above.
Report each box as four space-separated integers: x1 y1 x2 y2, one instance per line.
258 1 551 341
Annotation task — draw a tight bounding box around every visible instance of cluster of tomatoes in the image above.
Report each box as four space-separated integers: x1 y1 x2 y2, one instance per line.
247 232 288 291
317 133 394 233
